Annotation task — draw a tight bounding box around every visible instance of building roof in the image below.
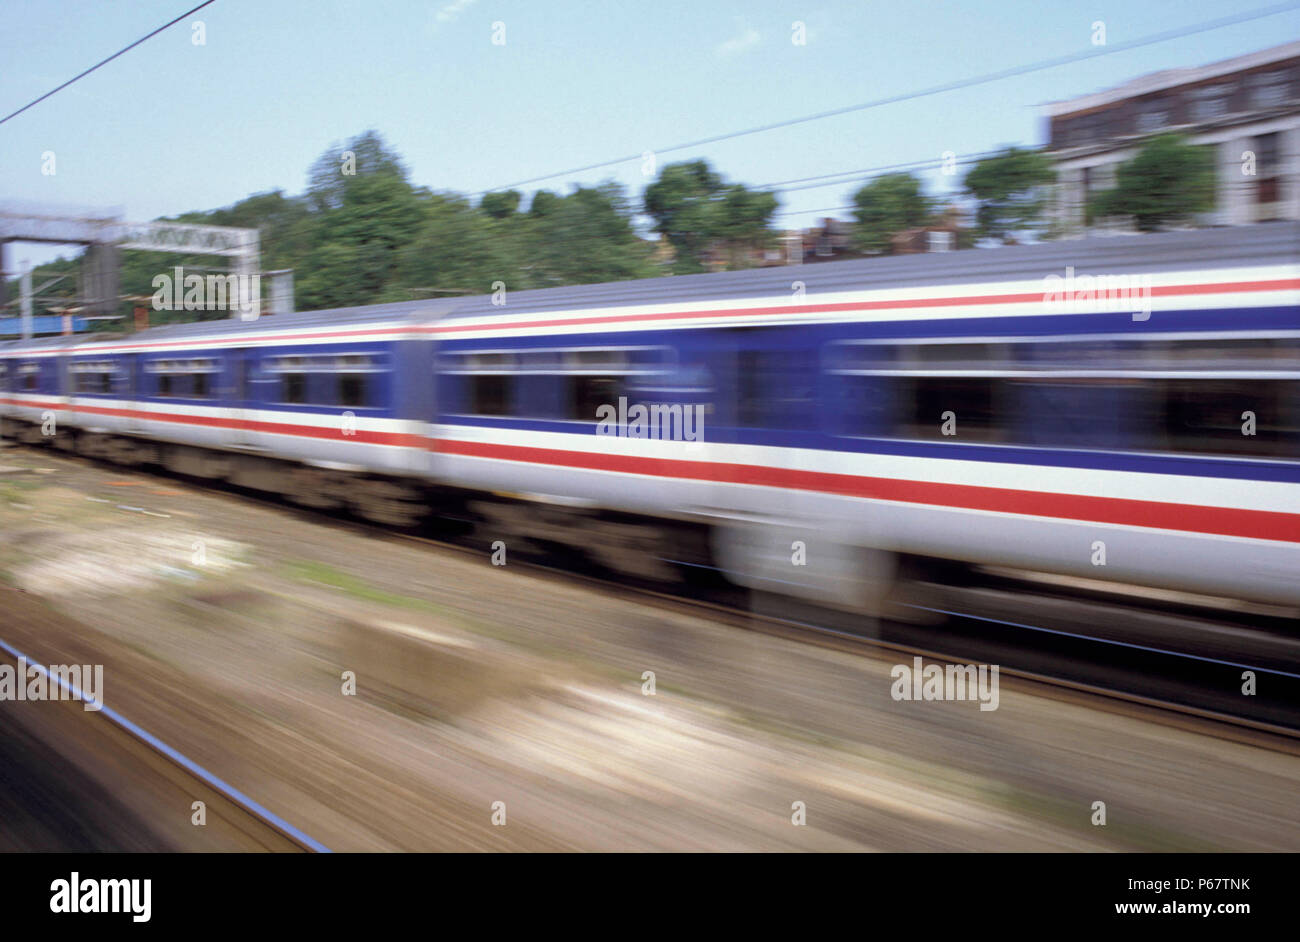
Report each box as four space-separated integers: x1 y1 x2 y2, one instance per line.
0 315 89 337
1043 40 1300 118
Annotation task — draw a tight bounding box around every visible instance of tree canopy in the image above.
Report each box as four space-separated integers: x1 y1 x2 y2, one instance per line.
963 146 1056 242
1088 134 1217 231
642 160 779 273
849 173 931 254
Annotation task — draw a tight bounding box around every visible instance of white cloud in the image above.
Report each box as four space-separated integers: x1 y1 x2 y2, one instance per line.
435 0 479 25
715 20 761 58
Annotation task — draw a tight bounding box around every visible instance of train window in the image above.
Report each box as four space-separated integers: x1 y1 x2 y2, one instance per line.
566 350 628 374
515 351 564 373
143 358 218 400
898 376 1003 441
465 353 515 372
263 353 385 407
70 360 119 396
284 372 306 405
569 375 621 421
339 373 366 408
470 374 511 416
442 346 672 420
826 335 1300 452
1156 379 1299 458
825 342 1008 441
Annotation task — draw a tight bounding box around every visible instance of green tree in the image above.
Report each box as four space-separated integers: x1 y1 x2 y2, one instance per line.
850 173 931 254
480 190 522 219
1088 133 1216 231
528 190 561 218
643 160 778 273
297 132 425 307
525 183 656 286
306 129 407 213
395 192 523 298
963 146 1057 242
295 242 371 310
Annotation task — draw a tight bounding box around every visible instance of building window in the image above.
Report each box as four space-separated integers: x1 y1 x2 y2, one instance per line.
1190 84 1231 122
1136 106 1167 134
1252 71 1290 109
1255 132 1280 174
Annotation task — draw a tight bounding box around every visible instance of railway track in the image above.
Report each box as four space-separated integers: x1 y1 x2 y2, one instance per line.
6 439 1300 754
0 632 328 853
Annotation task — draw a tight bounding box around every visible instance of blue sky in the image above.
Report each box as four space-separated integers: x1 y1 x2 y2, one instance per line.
2 0 1297 266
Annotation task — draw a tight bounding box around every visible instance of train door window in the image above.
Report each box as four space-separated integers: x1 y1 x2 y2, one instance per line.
737 347 817 430
21 364 39 392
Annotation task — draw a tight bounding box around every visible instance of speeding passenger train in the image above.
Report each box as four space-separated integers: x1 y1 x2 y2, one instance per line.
2 223 1298 609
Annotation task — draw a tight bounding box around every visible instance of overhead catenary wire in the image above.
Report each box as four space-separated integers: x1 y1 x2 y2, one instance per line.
471 1 1300 197
0 0 218 127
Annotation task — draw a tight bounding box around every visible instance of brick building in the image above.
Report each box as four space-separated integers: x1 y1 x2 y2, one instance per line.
1043 40 1300 233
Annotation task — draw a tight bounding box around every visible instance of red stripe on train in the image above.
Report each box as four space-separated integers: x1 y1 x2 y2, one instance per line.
6 397 1298 543
0 398 423 448
428 277 1300 335
433 438 1300 544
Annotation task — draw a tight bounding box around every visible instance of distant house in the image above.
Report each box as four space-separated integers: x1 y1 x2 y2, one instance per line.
1042 40 1300 232
889 206 966 254
794 218 857 263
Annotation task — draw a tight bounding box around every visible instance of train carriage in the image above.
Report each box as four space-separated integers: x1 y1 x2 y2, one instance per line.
2 222 1298 606
425 222 1300 607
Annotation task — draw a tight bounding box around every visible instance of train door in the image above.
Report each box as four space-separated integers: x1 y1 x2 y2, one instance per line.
126 353 146 434
231 348 262 451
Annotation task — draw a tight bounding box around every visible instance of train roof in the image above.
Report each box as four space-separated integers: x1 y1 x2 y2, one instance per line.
0 297 460 355
2 222 1295 355
439 221 1300 319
